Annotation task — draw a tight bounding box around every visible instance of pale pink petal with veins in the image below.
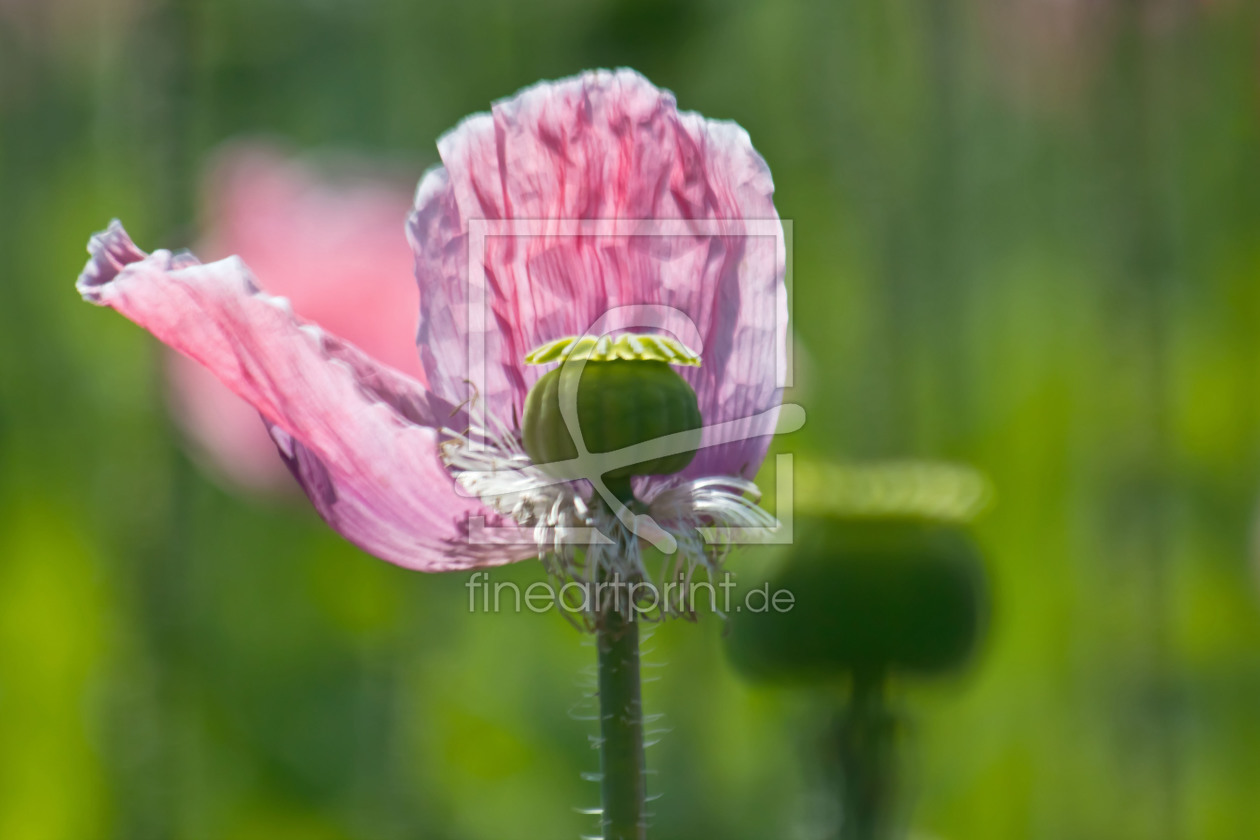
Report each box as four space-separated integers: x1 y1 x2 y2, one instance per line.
82 222 530 571
410 69 786 486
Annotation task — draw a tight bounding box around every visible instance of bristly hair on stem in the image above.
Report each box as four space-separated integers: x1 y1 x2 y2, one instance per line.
596 599 647 840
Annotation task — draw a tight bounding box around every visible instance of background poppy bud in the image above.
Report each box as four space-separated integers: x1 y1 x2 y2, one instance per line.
727 517 989 682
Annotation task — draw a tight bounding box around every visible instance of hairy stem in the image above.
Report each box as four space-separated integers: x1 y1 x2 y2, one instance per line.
597 608 646 840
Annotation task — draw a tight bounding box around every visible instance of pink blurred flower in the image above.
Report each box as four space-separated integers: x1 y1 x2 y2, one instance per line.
77 70 787 593
0 0 144 54
167 145 422 491
979 0 1108 113
978 0 1222 116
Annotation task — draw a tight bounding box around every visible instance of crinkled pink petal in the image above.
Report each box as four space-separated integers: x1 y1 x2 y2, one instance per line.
80 221 533 571
166 144 424 491
408 69 787 484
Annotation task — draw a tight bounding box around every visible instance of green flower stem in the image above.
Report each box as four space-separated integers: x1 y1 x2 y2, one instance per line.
596 607 647 840
838 671 895 840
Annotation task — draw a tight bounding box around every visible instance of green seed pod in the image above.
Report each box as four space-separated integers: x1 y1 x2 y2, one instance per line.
727 517 988 683
522 359 702 502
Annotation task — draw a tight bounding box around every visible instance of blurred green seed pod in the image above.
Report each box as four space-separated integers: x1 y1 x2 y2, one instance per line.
523 337 703 502
727 516 988 682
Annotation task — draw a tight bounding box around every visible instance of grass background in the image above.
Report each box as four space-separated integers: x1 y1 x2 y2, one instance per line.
3 0 1260 837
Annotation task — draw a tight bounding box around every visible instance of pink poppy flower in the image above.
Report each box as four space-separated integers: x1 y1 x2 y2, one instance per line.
166 144 421 491
77 69 788 607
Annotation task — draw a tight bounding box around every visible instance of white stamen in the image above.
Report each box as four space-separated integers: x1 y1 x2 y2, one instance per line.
440 401 773 628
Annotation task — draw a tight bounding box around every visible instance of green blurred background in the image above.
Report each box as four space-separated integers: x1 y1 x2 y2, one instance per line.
3 0 1260 838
